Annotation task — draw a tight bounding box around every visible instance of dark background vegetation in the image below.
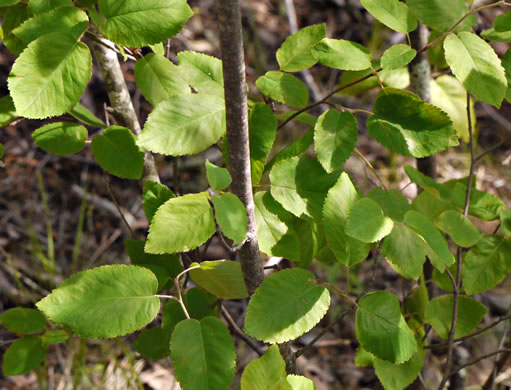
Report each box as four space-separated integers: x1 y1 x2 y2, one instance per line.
1 0 511 388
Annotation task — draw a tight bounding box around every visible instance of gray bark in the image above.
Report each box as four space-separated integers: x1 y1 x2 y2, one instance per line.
89 38 160 185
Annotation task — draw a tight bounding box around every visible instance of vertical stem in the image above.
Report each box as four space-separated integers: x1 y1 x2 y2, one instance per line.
216 0 295 373
216 0 265 295
437 94 475 390
89 37 160 185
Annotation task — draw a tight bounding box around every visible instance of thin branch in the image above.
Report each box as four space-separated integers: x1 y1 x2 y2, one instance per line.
354 148 387 190
221 305 264 356
426 313 511 350
295 305 356 358
475 134 511 163
437 93 476 390
103 174 135 238
449 349 511 377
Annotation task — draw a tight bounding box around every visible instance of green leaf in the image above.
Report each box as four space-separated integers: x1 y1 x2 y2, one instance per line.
0 0 20 5
135 327 169 360
0 308 46 334
254 192 320 266
28 0 73 14
287 375 316 390
171 317 236 390
368 188 410 222
314 110 358 173
41 330 68 346
366 88 459 157
245 269 330 343
0 144 4 160
36 265 160 338
277 111 317 126
405 277 429 322
276 23 326 72
146 192 215 254
374 340 425 390
126 239 183 290
1 5 30 55
411 191 455 222
143 180 175 223
69 103 106 128
311 38 371 71
8 32 92 119
355 347 375 367
190 260 248 299
323 173 371 266
430 75 475 142
2 336 46 376
264 129 314 173
345 198 394 243
98 0 193 47
241 345 292 390
13 5 88 44
91 126 144 179
134 53 190 106
404 210 454 272
249 103 277 185
444 32 507 108
435 210 482 247
138 94 226 156
270 156 340 221
177 51 224 97
481 28 511 43
495 11 511 32
32 122 88 156
211 193 247 245
381 44 417 70
382 224 426 279
500 210 511 238
0 95 17 127
501 48 511 103
462 235 511 295
425 295 487 339
360 0 417 34
256 71 309 108
356 291 417 364
407 0 475 32
405 165 452 199
205 160 231 191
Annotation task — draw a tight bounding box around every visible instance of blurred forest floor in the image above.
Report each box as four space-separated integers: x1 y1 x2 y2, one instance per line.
1 0 511 389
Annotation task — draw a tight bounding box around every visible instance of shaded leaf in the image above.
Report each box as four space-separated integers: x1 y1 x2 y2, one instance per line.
0 95 17 127
205 160 231 191
91 126 144 179
435 210 482 247
0 308 46 334
171 317 236 390
41 330 68 346
33 122 88 156
407 0 475 32
211 193 247 245
135 327 169 360
249 103 277 184
142 180 175 223
28 0 72 13
425 295 487 339
462 235 511 295
2 336 45 376
190 260 248 300
367 88 458 158
69 103 106 128
314 110 358 173
356 291 417 364
368 188 410 222
264 129 314 173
